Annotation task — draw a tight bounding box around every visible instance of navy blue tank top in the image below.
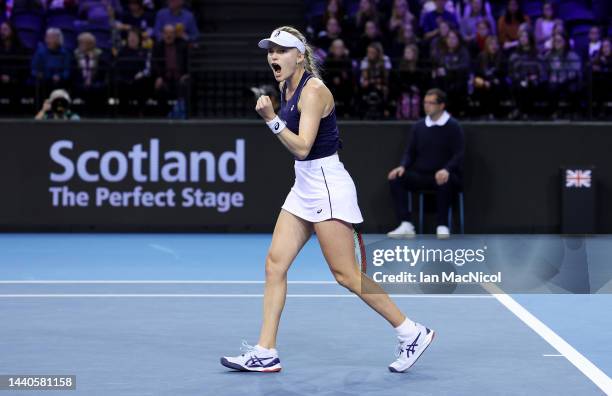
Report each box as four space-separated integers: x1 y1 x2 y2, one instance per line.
279 71 341 161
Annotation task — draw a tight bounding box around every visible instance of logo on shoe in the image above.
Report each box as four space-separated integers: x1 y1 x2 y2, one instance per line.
246 356 280 368
404 333 420 357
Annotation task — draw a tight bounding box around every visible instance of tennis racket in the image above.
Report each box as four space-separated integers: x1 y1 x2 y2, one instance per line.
353 226 367 273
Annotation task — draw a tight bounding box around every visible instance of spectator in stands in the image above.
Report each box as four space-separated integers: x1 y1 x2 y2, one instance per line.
497 0 530 51
153 0 199 42
352 0 379 39
459 0 496 43
1 21 25 70
323 0 344 27
322 38 354 118
73 32 110 112
34 88 80 120
117 0 155 39
389 21 419 59
540 20 572 55
393 44 426 119
309 0 345 37
0 21 27 108
591 38 611 116
429 19 451 59
354 19 384 59
359 41 391 118
545 33 581 117
115 27 151 114
508 29 545 118
316 16 343 56
388 0 415 42
467 18 492 57
473 35 507 118
31 28 71 93
323 1 347 41
421 0 458 42
431 30 469 115
153 23 189 116
585 26 602 61
387 88 464 238
534 1 561 53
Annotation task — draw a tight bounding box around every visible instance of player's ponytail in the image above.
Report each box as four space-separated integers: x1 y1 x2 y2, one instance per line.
303 43 322 81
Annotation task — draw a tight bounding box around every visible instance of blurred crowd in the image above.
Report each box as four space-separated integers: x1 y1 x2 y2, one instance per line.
0 0 199 118
2 0 611 120
306 0 612 119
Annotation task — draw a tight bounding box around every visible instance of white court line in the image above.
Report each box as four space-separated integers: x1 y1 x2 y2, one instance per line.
0 280 337 284
0 294 493 298
486 284 612 394
0 280 493 298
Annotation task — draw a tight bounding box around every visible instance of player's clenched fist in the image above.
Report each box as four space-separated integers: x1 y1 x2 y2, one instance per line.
255 95 275 122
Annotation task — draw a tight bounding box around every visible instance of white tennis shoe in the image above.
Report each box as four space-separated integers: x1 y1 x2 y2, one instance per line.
220 341 282 372
388 324 435 373
436 225 450 238
387 221 416 238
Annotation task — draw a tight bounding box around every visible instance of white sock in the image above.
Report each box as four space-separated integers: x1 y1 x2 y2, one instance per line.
255 344 277 355
394 317 418 340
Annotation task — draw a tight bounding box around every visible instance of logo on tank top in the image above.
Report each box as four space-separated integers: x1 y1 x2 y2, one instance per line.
291 105 295 111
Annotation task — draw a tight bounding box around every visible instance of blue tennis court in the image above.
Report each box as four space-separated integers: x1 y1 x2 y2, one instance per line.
1 234 611 395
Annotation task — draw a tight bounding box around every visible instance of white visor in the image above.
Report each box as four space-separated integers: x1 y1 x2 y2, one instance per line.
258 30 305 54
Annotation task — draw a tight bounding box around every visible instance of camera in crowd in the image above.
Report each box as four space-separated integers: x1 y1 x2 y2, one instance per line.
35 89 80 121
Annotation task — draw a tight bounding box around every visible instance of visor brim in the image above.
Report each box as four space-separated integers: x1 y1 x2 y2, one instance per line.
258 38 292 49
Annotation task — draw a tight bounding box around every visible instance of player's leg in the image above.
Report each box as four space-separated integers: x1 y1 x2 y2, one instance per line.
258 209 313 348
314 219 435 372
314 219 405 325
220 209 312 372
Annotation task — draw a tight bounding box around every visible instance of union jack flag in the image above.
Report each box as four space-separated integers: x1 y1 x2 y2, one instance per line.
566 169 591 188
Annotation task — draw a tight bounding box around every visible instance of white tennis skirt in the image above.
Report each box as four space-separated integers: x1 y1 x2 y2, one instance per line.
281 153 364 224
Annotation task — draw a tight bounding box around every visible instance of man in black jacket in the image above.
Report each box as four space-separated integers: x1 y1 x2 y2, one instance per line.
387 88 464 237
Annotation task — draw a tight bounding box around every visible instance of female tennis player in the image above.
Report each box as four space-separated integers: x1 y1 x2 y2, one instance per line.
220 26 434 373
